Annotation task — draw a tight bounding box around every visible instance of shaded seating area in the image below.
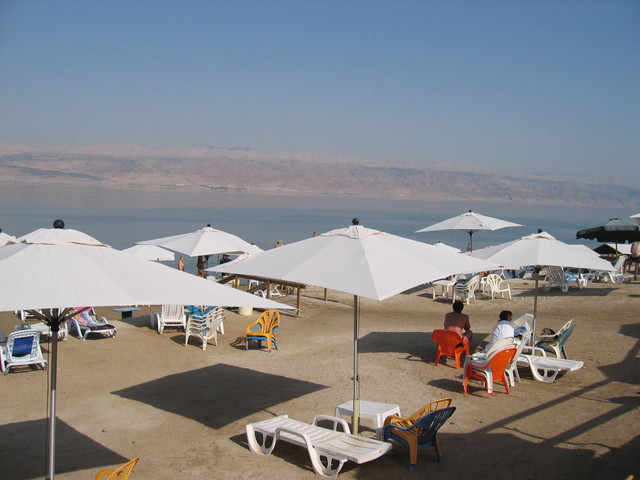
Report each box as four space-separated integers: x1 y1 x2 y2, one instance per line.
184 307 225 350
246 310 280 352
69 307 116 340
1 329 48 374
383 403 456 472
151 304 186 334
431 329 469 369
95 457 140 480
246 414 391 479
544 266 581 292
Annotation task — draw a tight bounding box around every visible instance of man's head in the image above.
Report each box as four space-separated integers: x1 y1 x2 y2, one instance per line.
499 310 513 321
453 300 464 313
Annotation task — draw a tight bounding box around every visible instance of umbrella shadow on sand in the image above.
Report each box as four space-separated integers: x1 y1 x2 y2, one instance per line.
0 418 128 480
112 364 327 430
359 331 430 360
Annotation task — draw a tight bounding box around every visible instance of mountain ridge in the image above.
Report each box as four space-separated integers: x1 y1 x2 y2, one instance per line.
0 142 638 208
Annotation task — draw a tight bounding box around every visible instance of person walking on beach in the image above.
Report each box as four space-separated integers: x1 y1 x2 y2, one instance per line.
177 256 185 271
444 300 473 347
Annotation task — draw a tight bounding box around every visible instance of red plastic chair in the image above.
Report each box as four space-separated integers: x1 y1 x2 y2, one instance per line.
463 345 518 396
432 329 470 369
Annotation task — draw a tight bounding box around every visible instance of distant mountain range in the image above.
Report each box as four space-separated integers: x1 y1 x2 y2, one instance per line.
0 142 638 207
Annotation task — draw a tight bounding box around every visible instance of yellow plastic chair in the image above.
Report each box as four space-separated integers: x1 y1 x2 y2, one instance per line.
95 457 140 480
245 310 280 352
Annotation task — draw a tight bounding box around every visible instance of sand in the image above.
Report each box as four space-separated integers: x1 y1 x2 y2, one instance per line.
0 279 638 480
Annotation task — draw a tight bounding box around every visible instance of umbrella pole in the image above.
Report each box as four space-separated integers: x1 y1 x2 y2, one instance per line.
352 295 360 435
532 269 540 342
47 318 59 480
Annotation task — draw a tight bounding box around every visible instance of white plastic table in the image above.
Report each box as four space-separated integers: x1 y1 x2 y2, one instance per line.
432 279 456 300
335 400 401 440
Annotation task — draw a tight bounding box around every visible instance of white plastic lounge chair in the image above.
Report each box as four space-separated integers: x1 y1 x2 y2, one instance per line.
151 304 186 334
1 329 48 374
70 308 116 340
513 313 535 335
606 255 633 284
485 273 512 300
516 345 584 382
184 307 225 350
29 321 69 342
544 266 576 292
246 414 392 479
452 275 480 304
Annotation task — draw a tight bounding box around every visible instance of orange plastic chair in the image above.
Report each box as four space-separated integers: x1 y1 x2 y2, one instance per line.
432 329 470 369
245 310 280 352
95 457 140 480
463 346 518 396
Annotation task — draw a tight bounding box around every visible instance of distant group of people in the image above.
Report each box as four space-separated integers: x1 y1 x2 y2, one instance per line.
443 300 519 354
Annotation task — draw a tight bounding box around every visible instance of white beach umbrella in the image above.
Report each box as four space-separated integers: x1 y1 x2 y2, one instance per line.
0 223 291 480
0 231 18 245
122 244 175 261
210 219 497 432
416 210 524 251
630 213 640 225
433 241 461 253
136 225 262 256
470 232 614 336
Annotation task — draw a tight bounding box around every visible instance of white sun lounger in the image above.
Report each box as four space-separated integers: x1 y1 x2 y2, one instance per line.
517 346 584 383
246 414 392 479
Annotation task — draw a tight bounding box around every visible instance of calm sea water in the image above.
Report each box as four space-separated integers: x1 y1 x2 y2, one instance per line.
1 184 636 272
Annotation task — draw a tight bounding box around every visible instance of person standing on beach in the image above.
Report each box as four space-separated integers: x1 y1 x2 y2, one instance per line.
177 256 185 271
197 255 209 278
444 300 473 347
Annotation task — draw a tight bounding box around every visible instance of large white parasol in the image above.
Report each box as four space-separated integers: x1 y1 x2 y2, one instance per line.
136 225 262 256
470 232 614 335
0 223 291 480
210 219 497 432
416 210 524 251
122 244 176 261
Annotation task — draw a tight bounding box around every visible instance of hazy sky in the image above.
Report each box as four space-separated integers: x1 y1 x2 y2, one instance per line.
1 1 638 175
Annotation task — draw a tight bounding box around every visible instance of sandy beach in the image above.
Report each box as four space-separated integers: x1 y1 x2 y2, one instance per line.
1 278 638 480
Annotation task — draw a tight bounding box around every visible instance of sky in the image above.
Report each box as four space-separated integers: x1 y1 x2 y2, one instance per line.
0 0 638 176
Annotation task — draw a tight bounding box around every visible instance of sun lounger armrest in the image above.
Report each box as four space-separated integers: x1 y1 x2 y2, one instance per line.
521 346 548 357
312 415 351 434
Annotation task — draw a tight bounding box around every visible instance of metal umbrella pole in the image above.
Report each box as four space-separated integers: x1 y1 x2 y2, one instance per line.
352 295 360 434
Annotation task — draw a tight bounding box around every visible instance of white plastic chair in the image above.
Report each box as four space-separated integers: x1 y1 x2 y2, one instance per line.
1 329 48 374
151 304 186 334
504 331 532 387
452 275 480 304
516 345 584 382
185 307 225 350
485 274 512 300
544 266 573 292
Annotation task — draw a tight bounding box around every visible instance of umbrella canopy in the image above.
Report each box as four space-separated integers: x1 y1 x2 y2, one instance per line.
630 213 640 225
0 225 290 480
136 225 262 256
576 218 640 244
211 220 497 432
415 210 523 251
470 232 614 335
0 231 18 245
122 244 175 261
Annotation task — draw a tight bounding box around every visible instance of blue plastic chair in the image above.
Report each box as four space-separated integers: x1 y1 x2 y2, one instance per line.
383 406 456 471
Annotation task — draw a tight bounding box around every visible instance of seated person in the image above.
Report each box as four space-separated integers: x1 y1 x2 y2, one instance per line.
443 300 473 346
483 310 516 352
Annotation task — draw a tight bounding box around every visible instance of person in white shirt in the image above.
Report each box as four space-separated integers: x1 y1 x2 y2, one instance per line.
484 310 515 352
